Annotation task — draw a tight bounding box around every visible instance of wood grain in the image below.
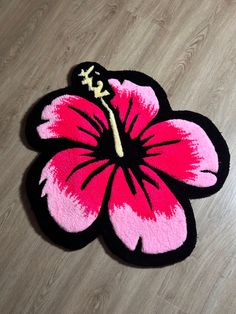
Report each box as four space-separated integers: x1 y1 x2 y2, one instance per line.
0 0 236 313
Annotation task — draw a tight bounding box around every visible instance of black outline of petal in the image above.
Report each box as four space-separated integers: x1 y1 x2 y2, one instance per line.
23 61 230 267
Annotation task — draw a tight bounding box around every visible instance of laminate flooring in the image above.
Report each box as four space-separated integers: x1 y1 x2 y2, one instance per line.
0 1 236 313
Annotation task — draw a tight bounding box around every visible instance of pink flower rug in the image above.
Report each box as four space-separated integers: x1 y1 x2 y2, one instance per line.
25 62 229 267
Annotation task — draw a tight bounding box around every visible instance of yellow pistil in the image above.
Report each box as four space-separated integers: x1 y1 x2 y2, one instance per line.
79 65 124 158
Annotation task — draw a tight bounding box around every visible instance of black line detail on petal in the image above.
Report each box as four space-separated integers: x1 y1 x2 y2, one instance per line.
66 158 97 182
141 183 153 210
123 167 136 195
144 139 181 149
144 153 161 157
140 135 155 145
68 105 101 134
136 121 153 139
141 171 159 190
124 98 133 127
128 114 138 135
130 168 153 210
81 161 111 190
93 114 106 131
200 169 217 175
77 126 99 140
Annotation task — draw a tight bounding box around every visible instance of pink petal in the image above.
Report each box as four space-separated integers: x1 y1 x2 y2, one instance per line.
141 119 219 187
37 95 109 146
108 166 187 254
40 147 114 232
108 79 159 138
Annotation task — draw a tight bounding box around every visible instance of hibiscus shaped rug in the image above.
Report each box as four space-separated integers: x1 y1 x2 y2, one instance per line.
25 62 230 267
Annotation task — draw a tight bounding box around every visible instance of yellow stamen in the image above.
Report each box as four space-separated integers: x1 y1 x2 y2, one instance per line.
79 66 124 158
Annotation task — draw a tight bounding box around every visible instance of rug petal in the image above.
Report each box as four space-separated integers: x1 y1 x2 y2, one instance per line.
108 79 159 138
37 95 109 147
141 119 219 187
108 166 187 254
40 147 114 232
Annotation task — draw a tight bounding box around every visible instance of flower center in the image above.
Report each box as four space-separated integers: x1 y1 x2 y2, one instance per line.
79 65 124 158
95 127 145 168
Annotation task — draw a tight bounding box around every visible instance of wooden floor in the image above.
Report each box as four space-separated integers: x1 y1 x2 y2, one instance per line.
0 0 236 313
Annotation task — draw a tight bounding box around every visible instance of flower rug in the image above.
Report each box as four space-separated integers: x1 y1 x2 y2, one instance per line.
25 62 230 267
